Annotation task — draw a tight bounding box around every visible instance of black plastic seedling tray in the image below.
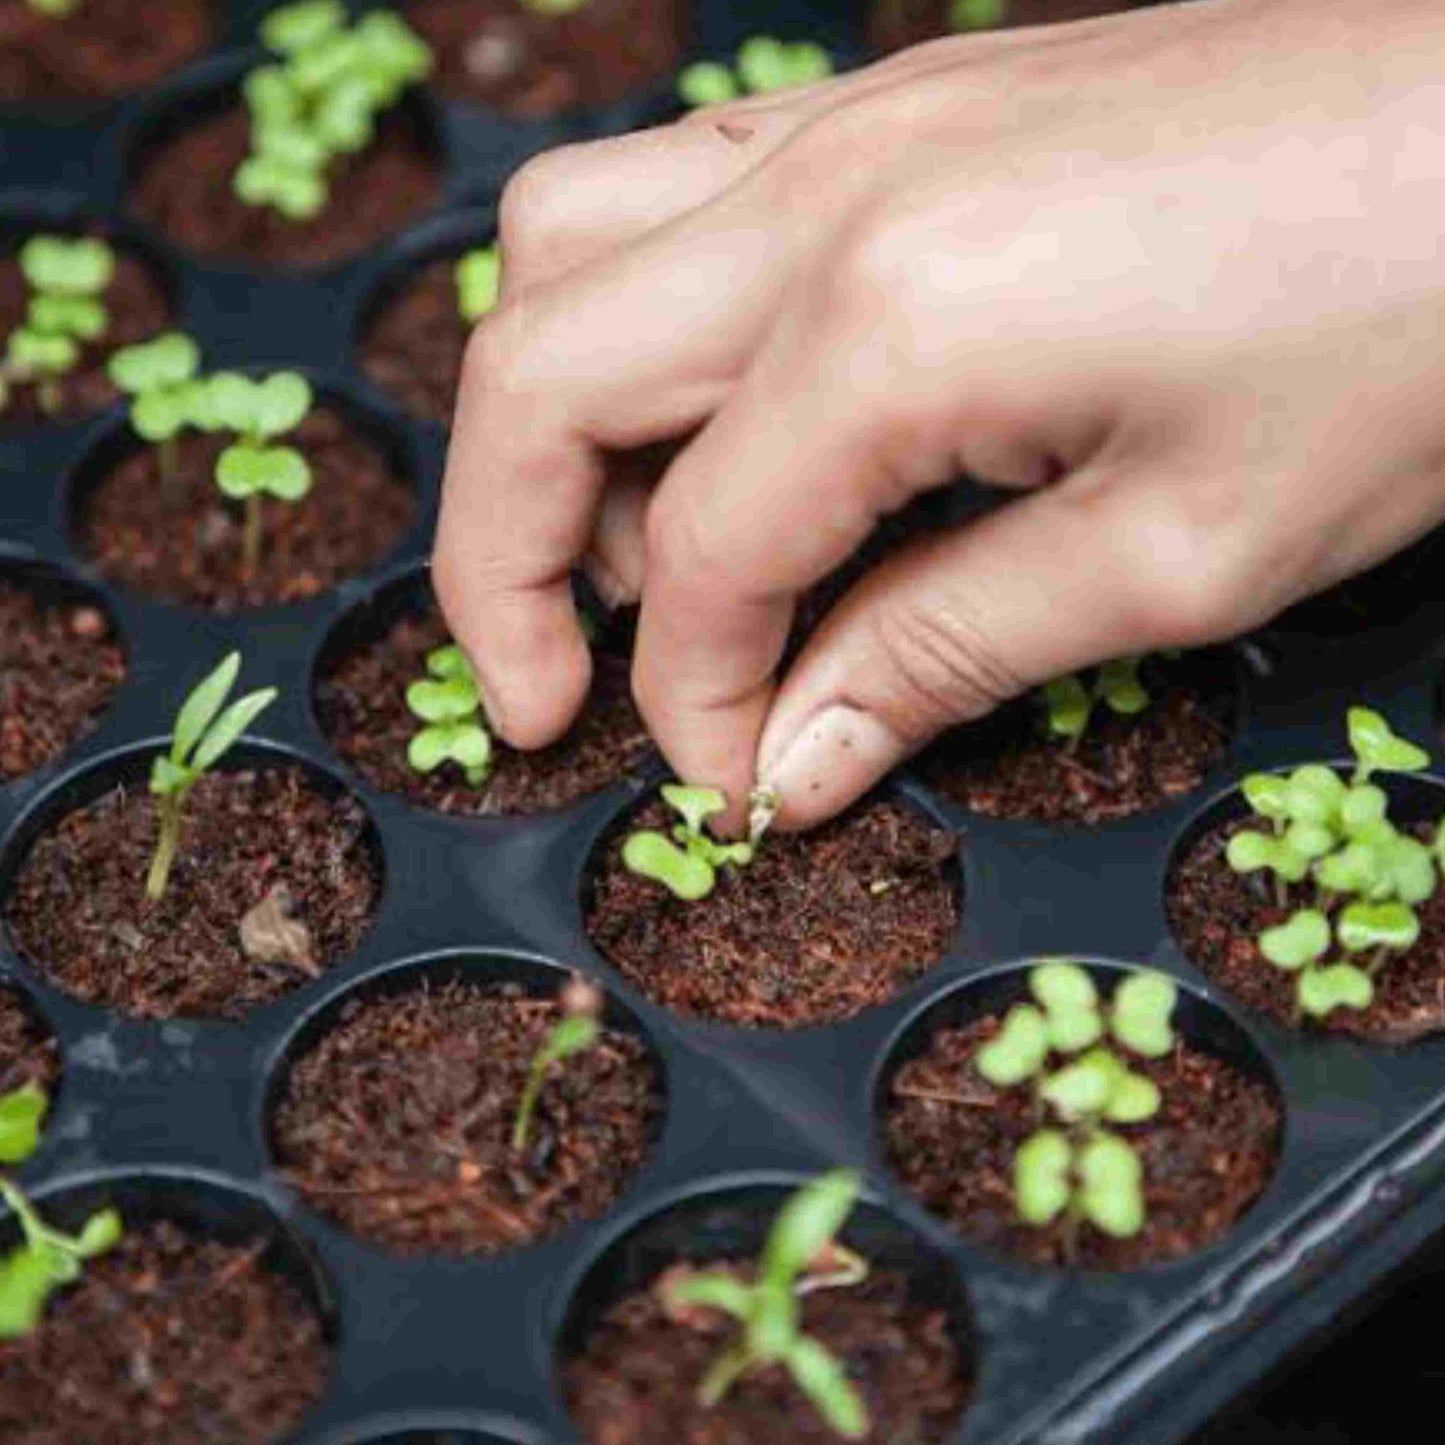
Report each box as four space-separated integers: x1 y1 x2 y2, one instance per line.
5 3 1445 1442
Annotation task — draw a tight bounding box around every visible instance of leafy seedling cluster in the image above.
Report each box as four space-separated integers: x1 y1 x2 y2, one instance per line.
146 651 277 901
975 962 1178 1257
455 246 500 324
1038 656 1152 752
406 644 493 787
236 0 432 222
678 36 833 107
511 976 603 1154
664 1170 871 1438
1228 707 1444 1021
1 235 114 417
622 785 761 901
0 1081 123 1339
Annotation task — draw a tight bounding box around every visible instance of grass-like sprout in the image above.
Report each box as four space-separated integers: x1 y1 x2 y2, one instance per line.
146 651 277 901
455 246 500 324
235 2 432 222
1 235 114 417
405 643 493 786
0 1083 48 1167
107 331 203 502
622 784 757 901
200 370 314 576
1039 656 1150 752
949 0 1005 28
511 980 603 1154
1228 707 1441 1021
677 36 833 108
975 962 1177 1259
664 1170 871 1438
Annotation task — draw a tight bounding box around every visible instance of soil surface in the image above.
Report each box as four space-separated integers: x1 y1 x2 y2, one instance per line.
410 0 682 118
586 797 959 1027
565 1261 971 1444
915 652 1235 826
5 767 378 1021
0 0 211 103
78 406 412 610
1169 815 1445 1043
0 579 124 783
273 978 660 1255
0 1218 329 1443
0 239 170 427
0 985 57 1098
868 0 1156 52
317 591 653 815
360 253 473 423
130 104 440 269
885 1015 1280 1268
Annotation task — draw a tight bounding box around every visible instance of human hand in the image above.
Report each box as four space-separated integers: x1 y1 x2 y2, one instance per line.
434 0 1445 831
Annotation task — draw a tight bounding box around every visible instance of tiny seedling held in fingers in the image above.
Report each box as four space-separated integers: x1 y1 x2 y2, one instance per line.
664 1170 871 1438
107 331 203 502
622 784 756 901
677 36 833 107
455 246 500 324
146 651 277 901
1038 656 1151 753
406 643 492 786
511 977 603 1154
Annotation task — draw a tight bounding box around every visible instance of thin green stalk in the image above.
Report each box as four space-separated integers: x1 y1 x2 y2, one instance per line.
243 495 262 578
159 436 181 507
145 792 184 901
36 377 60 416
512 1055 550 1153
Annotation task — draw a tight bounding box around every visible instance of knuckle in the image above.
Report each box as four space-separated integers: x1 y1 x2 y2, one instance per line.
496 146 586 255
642 488 728 597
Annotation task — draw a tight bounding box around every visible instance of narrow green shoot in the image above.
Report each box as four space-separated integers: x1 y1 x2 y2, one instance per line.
456 246 500 324
0 1180 121 1339
511 992 602 1154
678 36 833 108
405 643 492 786
622 783 756 901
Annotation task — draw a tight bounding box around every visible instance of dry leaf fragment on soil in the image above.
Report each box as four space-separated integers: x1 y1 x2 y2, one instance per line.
239 884 318 976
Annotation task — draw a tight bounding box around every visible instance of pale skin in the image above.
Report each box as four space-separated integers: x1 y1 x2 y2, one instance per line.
435 0 1445 832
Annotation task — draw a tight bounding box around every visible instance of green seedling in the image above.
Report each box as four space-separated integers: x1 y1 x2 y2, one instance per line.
949 0 1006 26
511 996 602 1154
146 652 277 901
0 1083 47 1167
0 1180 121 1339
107 331 203 501
516 0 590 14
664 1170 870 1438
406 644 492 786
456 246 500 324
1040 656 1152 751
622 784 756 901
25 0 81 14
678 36 833 107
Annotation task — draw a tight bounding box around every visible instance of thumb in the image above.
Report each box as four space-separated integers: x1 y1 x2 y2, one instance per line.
755 471 1269 830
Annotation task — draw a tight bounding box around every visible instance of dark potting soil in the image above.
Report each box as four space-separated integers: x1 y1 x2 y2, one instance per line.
585 797 959 1027
885 1016 1280 1269
0 0 211 103
1168 816 1445 1043
4 768 379 1021
409 0 683 118
129 105 440 269
0 239 170 428
78 407 413 610
359 253 472 423
914 652 1235 826
272 978 661 1255
0 1219 330 1444
317 593 654 815
0 985 57 1098
867 0 1157 53
0 579 124 783
564 1262 971 1444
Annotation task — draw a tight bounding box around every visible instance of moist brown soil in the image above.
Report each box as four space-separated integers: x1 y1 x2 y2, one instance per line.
360 253 472 423
317 592 654 815
130 104 440 269
0 239 170 427
565 1261 971 1444
915 653 1235 826
409 0 682 118
78 407 412 610
0 1219 329 1444
0 579 124 783
585 797 959 1027
885 1016 1280 1269
0 0 211 103
0 986 57 1098
1168 815 1445 1043
4 768 378 1021
272 978 661 1255
868 0 1156 53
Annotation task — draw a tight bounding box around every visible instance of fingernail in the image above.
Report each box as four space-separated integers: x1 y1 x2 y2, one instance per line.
759 704 901 824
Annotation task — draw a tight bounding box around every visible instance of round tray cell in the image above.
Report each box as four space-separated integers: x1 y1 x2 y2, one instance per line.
313 565 654 818
0 0 215 106
0 215 177 430
124 69 444 272
583 786 963 1029
0 977 60 1132
0 1171 334 1443
69 383 416 612
1167 768 1445 1044
0 559 125 786
557 1180 976 1444
1 741 384 1023
408 0 684 119
876 960 1283 1272
268 951 665 1258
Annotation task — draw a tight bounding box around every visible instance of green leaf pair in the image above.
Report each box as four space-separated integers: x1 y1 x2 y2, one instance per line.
1040 657 1150 745
18 235 113 298
1038 1047 1161 1126
216 442 312 501
108 332 204 444
677 36 834 108
456 247 501 324
150 651 277 802
621 783 756 901
1015 1128 1144 1240
405 644 492 786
